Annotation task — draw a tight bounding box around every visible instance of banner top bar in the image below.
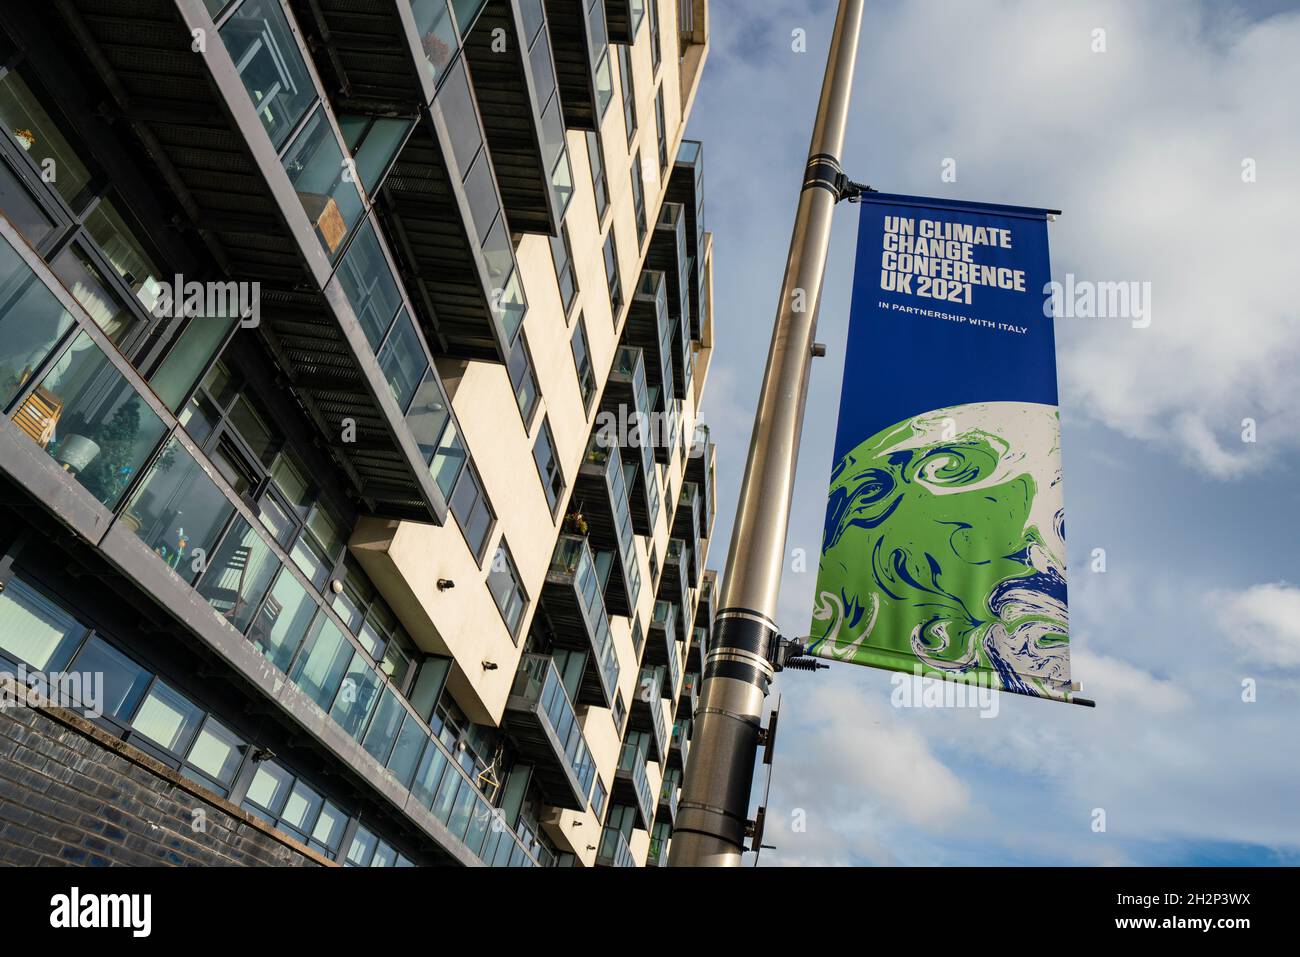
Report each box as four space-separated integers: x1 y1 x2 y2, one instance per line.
858 191 1062 221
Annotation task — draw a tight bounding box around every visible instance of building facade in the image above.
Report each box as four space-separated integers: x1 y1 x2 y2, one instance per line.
0 0 716 867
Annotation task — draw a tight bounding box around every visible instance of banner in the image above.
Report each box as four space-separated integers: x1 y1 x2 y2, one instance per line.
808 193 1076 703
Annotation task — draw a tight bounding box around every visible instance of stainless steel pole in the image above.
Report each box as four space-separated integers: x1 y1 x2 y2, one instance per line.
669 0 865 867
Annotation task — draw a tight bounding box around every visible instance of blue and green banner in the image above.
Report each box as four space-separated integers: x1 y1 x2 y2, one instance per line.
808 194 1074 702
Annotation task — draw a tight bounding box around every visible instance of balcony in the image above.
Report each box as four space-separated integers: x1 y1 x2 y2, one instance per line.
504 653 597 810
668 715 690 773
657 769 680 826
42 0 460 522
574 436 640 617
679 670 699 717
644 203 690 400
539 535 620 708
459 0 573 234
602 0 645 42
647 821 671 866
601 346 659 535
595 825 635 867
667 140 706 339
672 482 703 587
623 271 673 421
659 538 690 617
645 600 680 700
628 667 668 762
686 423 714 537
546 0 614 130
687 572 714 674
611 741 654 829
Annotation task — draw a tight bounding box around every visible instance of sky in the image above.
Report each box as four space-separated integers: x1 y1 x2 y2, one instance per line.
685 0 1300 866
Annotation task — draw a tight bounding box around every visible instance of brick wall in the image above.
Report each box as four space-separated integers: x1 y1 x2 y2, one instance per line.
0 686 330 867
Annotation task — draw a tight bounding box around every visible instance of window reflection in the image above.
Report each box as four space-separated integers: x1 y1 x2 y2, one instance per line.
221 0 317 149
282 107 363 259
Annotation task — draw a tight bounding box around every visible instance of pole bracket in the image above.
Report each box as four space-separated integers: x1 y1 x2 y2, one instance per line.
773 637 828 673
834 172 876 204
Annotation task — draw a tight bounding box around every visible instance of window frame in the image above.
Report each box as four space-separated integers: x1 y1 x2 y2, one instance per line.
531 416 566 517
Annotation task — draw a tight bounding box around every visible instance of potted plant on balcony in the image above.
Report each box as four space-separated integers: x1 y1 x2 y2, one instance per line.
564 509 588 537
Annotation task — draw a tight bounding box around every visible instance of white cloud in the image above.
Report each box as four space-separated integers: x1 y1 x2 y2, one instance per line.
1214 582 1300 667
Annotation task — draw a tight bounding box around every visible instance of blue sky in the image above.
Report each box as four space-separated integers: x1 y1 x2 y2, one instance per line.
686 0 1300 865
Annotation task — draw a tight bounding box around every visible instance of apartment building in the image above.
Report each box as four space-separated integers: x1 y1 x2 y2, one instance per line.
0 0 716 868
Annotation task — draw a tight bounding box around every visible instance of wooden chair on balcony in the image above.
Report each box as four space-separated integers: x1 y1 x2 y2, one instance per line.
12 384 62 448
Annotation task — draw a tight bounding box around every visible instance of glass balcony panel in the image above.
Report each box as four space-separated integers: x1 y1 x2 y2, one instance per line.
330 653 383 741
452 0 489 34
493 270 526 345
410 737 449 807
121 435 236 579
377 309 427 412
198 517 279 632
337 219 402 350
290 614 354 710
349 116 413 194
282 107 364 260
220 0 318 149
429 419 467 497
405 369 452 464
0 70 93 210
461 150 500 245
0 244 77 412
481 216 515 305
528 26 556 106
362 686 405 764
387 711 428 787
410 0 460 87
436 60 483 175
593 50 613 118
248 569 317 671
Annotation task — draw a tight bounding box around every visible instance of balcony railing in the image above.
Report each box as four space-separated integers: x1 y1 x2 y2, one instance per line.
616 740 655 828
605 346 660 535
545 535 620 706
506 653 597 809
595 825 635 867
633 666 669 761
577 435 640 615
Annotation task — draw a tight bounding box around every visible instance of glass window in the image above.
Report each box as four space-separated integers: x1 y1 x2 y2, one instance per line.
198 518 278 632
0 577 86 671
571 315 595 411
247 568 316 669
429 419 467 499
290 614 353 709
220 0 318 149
244 760 294 816
70 636 151 720
278 779 322 837
549 224 578 315
648 0 661 70
631 153 647 245
271 451 312 516
602 230 621 315
531 419 564 512
618 44 636 144
0 69 93 208
50 244 138 346
336 219 401 350
122 436 235 579
377 309 426 411
585 131 608 220
372 841 398 867
185 716 246 788
83 197 165 314
654 87 667 172
15 332 166 509
281 107 364 260
506 334 539 423
228 393 278 465
449 465 492 560
346 825 378 866
148 315 238 413
131 679 204 754
487 543 526 636
591 775 607 818
410 0 459 87
0 154 55 247
0 237 77 408
311 800 347 854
